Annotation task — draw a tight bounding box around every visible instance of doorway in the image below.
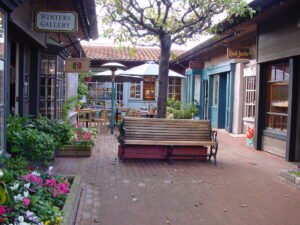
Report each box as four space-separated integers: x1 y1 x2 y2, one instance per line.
210 73 227 128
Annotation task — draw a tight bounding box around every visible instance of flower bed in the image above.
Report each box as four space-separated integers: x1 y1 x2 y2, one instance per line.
0 167 76 225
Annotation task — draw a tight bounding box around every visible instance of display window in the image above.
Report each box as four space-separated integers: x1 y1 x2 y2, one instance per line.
265 62 289 132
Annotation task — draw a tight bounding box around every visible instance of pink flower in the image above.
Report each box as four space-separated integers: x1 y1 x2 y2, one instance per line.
23 198 30 206
29 188 36 193
22 173 43 186
0 205 6 215
83 132 92 141
45 178 57 188
58 182 70 194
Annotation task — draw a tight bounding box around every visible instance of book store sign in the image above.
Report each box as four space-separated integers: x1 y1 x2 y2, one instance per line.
227 48 250 59
65 58 90 73
35 11 78 32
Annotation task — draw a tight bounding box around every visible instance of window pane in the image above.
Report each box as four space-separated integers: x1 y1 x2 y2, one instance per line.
130 82 141 99
212 76 219 106
265 62 289 132
0 60 4 104
0 11 5 58
244 76 256 120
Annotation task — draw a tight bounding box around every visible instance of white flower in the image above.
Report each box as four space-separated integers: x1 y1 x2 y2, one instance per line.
48 166 54 174
14 194 24 201
18 216 24 222
0 170 3 178
31 171 40 176
23 191 29 198
25 210 34 217
24 183 30 189
11 183 20 190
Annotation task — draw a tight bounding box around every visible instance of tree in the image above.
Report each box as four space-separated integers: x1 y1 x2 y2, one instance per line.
97 0 254 118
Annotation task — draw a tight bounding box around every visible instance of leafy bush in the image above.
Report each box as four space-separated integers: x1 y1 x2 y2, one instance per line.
9 129 56 164
29 117 72 147
5 157 29 173
166 98 199 119
7 115 73 165
167 98 182 111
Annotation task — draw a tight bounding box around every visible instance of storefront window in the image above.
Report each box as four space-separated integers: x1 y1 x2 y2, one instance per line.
265 62 289 133
244 77 256 120
0 10 6 152
168 77 181 100
40 53 65 120
143 76 156 101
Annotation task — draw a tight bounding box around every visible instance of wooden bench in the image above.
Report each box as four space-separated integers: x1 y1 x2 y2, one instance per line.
119 117 218 164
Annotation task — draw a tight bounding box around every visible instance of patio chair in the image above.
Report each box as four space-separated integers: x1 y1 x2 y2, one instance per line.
92 110 109 130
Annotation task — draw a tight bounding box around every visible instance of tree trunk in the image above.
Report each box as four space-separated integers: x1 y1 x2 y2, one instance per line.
157 34 172 118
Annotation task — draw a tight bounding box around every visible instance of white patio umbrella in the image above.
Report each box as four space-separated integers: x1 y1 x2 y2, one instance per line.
119 61 185 78
92 69 144 82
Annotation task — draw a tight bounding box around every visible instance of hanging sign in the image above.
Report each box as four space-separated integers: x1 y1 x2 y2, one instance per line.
65 58 90 73
227 48 250 59
189 61 204 69
34 11 78 32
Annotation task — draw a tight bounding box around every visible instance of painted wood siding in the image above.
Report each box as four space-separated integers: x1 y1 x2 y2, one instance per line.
258 13 300 63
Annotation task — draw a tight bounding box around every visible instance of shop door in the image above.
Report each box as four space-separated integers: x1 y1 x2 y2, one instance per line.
209 73 227 128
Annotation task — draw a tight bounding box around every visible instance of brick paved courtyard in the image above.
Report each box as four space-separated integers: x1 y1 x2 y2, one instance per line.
54 129 300 225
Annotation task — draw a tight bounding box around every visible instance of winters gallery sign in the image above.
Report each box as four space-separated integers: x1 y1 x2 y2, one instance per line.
34 11 78 32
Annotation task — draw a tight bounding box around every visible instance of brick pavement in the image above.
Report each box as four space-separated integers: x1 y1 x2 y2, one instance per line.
54 128 300 225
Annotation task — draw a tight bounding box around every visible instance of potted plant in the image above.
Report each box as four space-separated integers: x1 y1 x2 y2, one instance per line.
58 127 96 157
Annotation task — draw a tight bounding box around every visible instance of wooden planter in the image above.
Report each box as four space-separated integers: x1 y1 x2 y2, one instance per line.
62 176 82 225
57 145 92 157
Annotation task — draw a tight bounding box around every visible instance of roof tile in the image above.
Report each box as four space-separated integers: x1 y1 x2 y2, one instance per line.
82 45 185 61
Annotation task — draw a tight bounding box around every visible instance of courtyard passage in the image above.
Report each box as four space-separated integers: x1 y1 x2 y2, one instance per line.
54 129 300 225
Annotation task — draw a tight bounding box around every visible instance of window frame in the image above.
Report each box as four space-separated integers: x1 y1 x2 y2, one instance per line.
212 75 219 106
168 77 181 100
0 8 7 152
244 76 256 121
129 81 142 100
264 62 289 133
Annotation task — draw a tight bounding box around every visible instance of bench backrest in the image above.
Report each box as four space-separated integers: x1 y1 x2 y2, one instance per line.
123 117 212 141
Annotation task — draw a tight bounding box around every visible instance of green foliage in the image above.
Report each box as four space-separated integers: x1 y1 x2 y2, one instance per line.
7 115 73 164
9 128 56 163
78 82 88 97
5 157 29 173
62 96 78 121
167 98 199 119
167 98 182 110
173 104 199 119
29 116 73 147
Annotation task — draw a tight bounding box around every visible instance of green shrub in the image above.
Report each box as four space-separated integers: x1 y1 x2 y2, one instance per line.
5 157 29 173
7 115 72 164
30 116 72 147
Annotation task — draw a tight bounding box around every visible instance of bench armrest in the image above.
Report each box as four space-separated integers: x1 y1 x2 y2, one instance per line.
211 130 217 142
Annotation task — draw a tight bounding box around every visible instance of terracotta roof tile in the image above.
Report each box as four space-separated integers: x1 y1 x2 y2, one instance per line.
82 45 185 61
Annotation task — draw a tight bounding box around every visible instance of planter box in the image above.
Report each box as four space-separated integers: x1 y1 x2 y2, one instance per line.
118 144 207 160
280 170 300 187
57 145 92 157
62 175 82 225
